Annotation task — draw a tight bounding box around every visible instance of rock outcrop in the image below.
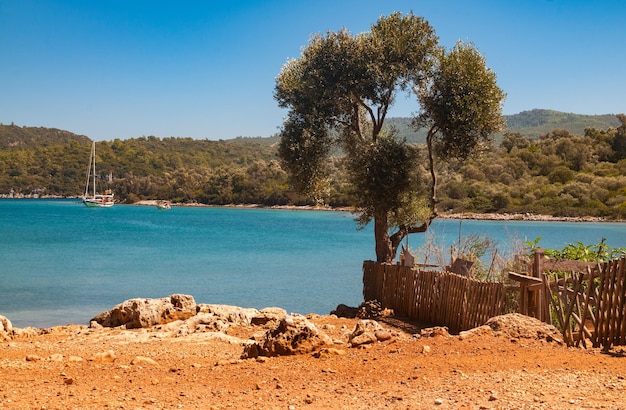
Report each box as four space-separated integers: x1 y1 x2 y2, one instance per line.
91 294 197 329
196 304 259 325
169 304 260 335
242 314 333 358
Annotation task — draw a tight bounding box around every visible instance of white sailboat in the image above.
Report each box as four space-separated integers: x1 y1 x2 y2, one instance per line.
83 142 115 208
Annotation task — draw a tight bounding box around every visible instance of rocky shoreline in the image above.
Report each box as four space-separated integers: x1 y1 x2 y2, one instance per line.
135 200 621 222
1 294 560 348
439 212 613 222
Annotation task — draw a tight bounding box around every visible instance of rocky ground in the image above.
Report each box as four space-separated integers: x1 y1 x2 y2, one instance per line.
1 297 625 410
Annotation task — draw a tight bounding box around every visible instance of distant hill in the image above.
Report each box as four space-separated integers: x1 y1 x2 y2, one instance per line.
382 110 622 144
504 109 621 138
1 109 621 147
0 124 90 148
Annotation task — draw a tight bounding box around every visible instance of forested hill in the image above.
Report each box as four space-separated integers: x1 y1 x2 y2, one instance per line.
1 110 625 219
0 125 91 148
387 109 622 144
1 109 620 147
0 123 279 202
504 109 621 138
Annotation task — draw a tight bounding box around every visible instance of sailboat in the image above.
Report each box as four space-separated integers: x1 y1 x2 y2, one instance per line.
82 142 115 208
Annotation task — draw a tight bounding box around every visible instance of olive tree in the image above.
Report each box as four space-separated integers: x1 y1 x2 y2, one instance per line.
275 13 505 263
416 41 506 224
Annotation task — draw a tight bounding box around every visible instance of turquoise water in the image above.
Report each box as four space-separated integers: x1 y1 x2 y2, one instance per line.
1 199 625 328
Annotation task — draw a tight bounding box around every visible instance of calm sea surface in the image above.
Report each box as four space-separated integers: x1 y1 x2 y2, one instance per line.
1 199 625 328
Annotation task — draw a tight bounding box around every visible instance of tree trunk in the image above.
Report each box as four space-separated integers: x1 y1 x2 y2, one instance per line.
426 128 438 216
374 213 394 263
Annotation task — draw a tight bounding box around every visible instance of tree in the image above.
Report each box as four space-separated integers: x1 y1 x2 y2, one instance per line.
501 132 531 153
275 13 504 263
416 41 506 225
611 114 626 161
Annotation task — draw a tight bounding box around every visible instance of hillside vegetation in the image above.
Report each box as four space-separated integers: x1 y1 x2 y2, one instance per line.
389 109 621 144
1 110 625 218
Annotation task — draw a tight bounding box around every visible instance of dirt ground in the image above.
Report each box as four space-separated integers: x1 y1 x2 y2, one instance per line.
2 313 625 410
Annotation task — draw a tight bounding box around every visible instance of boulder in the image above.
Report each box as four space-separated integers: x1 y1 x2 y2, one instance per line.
91 294 197 329
348 319 393 347
242 314 332 358
330 304 359 318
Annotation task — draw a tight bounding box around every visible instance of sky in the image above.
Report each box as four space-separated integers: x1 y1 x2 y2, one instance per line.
1 0 624 141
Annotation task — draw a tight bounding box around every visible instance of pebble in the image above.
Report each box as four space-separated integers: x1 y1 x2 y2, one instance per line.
91 350 116 362
49 354 64 362
131 356 160 366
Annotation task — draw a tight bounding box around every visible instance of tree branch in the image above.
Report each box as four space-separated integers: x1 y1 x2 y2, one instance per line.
426 125 439 216
389 212 438 255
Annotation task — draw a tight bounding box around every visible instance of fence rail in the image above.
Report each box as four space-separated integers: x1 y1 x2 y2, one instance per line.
509 250 626 348
363 261 506 334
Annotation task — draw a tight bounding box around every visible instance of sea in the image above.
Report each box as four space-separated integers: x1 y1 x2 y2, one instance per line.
1 198 625 328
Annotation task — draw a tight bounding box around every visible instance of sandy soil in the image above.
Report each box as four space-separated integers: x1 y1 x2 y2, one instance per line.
2 313 625 410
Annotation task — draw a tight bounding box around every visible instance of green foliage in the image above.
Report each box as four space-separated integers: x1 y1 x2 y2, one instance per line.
417 41 506 160
275 12 443 263
435 115 626 220
346 133 425 226
610 114 626 161
545 240 626 262
274 13 506 263
276 115 333 204
2 110 626 221
526 237 626 262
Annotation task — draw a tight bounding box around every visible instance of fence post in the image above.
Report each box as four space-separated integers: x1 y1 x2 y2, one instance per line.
533 248 544 278
529 249 540 319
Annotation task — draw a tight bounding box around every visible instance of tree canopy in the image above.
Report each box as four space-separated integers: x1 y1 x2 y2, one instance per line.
275 12 505 262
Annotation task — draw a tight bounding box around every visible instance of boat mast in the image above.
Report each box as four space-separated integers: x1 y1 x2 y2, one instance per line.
92 142 97 197
84 142 95 198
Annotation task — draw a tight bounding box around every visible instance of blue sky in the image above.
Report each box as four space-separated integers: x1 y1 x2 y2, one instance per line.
1 1 624 141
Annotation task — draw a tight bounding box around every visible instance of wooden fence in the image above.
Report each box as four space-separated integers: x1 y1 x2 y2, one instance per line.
509 250 626 348
363 261 506 334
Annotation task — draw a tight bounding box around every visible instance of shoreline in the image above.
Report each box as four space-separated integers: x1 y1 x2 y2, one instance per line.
134 200 621 222
438 212 614 223
1 197 622 222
